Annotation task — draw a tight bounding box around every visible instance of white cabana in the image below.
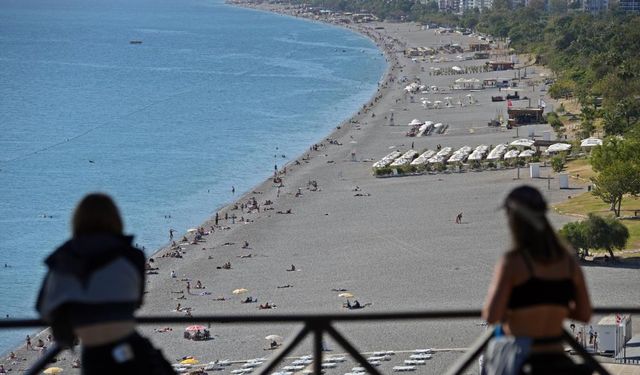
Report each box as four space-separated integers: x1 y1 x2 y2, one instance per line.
451 66 463 72
580 138 602 148
408 119 423 126
410 150 436 166
372 151 402 168
519 149 535 158
509 138 535 149
390 150 418 167
503 150 520 159
546 143 571 154
467 150 484 161
486 144 507 160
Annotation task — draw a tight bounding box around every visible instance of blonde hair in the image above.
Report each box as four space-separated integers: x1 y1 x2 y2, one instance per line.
72 193 123 236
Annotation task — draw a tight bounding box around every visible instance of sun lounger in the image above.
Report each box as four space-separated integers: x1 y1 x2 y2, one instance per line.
351 367 366 372
243 362 263 368
404 360 426 365
321 363 337 368
413 348 433 353
393 366 417 372
282 365 305 371
324 356 346 362
291 359 312 365
409 353 432 360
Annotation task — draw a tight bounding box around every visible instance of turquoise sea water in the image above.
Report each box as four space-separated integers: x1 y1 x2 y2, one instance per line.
0 0 385 351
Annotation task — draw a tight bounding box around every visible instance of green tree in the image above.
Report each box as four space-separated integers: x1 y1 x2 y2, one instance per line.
560 214 630 259
559 221 588 257
590 137 640 216
551 155 565 173
584 214 629 259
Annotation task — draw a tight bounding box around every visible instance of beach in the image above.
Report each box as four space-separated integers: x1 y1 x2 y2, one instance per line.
6 3 640 374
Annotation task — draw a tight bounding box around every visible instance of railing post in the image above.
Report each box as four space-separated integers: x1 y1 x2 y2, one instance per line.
313 319 324 375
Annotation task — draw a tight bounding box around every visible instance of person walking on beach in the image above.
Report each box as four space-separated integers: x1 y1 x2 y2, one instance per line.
215 212 219 226
232 186 235 195
455 212 463 224
25 335 32 350
169 228 175 241
36 193 174 374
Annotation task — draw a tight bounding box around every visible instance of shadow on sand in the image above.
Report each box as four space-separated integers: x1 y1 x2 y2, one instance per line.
580 256 640 270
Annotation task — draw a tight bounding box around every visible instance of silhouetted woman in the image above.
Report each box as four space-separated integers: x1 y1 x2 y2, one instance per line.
483 185 592 374
37 193 173 374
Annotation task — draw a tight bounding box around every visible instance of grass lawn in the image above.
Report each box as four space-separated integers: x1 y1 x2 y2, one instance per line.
553 192 640 252
564 158 597 181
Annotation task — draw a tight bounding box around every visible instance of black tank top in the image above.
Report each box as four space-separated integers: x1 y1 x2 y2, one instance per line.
507 253 576 309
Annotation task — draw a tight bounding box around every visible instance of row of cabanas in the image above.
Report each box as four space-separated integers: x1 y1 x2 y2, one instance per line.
373 138 596 170
406 119 446 137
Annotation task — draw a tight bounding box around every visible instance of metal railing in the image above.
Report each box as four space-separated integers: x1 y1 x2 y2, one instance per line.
2 307 637 375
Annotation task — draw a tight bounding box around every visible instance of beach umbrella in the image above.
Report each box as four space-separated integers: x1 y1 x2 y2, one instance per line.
233 288 248 295
181 358 200 365
265 335 283 342
43 368 63 375
580 137 602 148
187 228 197 233
185 325 206 332
338 292 354 298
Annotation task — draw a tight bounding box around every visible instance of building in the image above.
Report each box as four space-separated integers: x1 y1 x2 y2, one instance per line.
461 0 493 12
582 0 608 12
438 0 462 12
619 0 640 11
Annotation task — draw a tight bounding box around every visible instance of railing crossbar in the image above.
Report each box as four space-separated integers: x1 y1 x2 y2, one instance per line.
6 308 637 375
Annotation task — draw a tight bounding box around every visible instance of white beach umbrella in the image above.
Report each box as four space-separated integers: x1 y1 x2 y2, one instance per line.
580 138 602 148
546 143 571 153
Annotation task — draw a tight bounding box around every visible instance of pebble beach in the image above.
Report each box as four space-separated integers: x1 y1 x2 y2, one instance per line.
6 3 640 374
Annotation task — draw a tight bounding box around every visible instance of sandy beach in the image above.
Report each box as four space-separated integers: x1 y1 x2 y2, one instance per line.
6 3 640 374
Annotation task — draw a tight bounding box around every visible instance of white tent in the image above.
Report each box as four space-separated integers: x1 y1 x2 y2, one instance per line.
509 138 535 149
503 150 520 159
519 149 535 158
580 138 602 148
546 143 571 154
408 119 423 126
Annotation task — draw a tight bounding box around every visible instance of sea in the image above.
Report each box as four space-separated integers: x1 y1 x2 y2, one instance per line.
0 0 386 352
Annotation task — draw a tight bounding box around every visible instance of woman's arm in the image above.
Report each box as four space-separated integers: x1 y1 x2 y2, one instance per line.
482 255 511 324
569 258 592 322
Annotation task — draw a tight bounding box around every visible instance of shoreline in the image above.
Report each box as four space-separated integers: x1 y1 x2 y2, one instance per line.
0 0 402 368
6 2 639 374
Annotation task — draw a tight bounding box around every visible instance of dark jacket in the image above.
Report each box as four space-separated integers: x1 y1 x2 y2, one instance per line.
36 234 145 346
